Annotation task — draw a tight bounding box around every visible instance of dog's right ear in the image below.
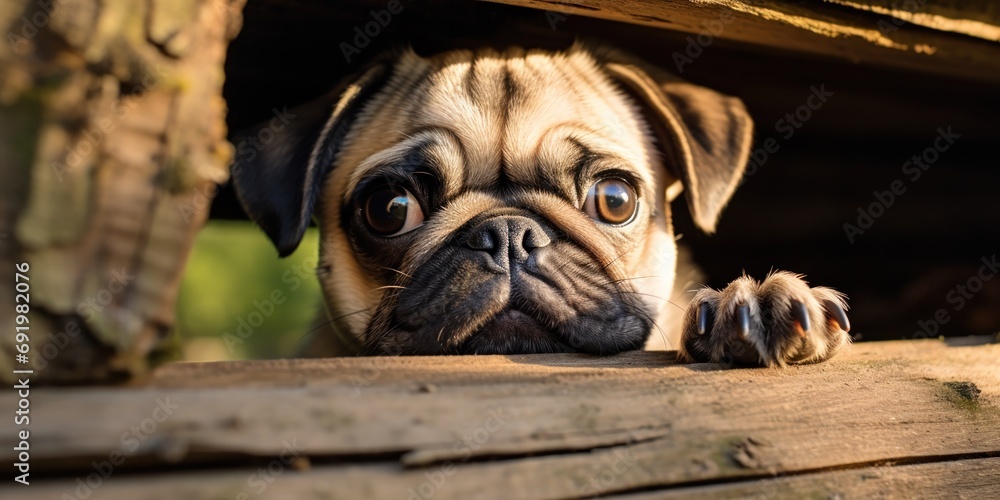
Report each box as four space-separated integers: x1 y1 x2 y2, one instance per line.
591 45 753 234
231 63 390 257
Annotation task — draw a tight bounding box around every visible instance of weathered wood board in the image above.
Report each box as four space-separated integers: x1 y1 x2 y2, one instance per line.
3 337 998 498
483 0 1000 83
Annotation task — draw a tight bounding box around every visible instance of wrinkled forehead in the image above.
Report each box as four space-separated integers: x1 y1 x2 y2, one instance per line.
341 48 654 197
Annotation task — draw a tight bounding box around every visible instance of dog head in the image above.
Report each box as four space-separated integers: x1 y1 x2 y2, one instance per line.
232 43 752 355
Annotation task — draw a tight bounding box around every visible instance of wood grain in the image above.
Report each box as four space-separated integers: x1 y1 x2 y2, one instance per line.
2 338 997 498
12 457 1000 499
482 0 1000 83
625 457 1000 499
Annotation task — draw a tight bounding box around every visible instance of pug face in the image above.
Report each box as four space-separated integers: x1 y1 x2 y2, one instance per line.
232 43 753 356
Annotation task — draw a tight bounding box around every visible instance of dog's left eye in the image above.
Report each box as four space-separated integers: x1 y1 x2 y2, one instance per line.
363 186 425 236
584 178 637 225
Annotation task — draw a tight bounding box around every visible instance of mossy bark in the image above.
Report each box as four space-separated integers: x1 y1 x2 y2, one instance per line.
0 0 245 383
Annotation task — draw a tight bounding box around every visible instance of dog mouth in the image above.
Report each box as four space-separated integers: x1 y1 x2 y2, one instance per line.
362 213 653 355
455 308 577 354
369 265 652 355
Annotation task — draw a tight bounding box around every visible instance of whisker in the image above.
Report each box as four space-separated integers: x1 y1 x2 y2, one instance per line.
360 317 409 356
382 267 414 280
296 307 374 344
393 129 418 141
332 332 366 357
606 287 674 351
599 240 644 279
626 296 674 351
598 275 664 287
619 290 687 313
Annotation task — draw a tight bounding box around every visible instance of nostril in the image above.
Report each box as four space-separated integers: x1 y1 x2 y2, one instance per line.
466 227 498 251
521 226 551 250
465 216 551 263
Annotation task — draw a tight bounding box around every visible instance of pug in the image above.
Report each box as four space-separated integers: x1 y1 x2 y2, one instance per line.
231 42 851 366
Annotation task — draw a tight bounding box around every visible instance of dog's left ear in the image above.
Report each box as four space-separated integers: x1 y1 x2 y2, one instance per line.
231 62 390 256
595 47 753 234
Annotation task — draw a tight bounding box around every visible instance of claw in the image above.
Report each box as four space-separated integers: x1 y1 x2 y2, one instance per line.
790 300 810 336
736 303 750 340
697 302 711 335
823 299 851 332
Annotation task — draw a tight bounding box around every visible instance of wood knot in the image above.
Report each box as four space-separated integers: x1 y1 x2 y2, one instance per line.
731 436 770 469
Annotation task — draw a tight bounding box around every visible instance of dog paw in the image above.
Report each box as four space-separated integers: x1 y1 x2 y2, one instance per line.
678 271 851 367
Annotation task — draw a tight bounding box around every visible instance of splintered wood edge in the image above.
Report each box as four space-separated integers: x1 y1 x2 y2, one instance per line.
143 336 999 388
1 340 997 488
6 446 1000 499
482 0 1000 83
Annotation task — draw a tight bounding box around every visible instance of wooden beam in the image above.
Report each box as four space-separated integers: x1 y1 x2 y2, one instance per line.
827 0 1000 41
10 457 1000 498
633 457 1000 498
3 338 997 497
479 0 1000 83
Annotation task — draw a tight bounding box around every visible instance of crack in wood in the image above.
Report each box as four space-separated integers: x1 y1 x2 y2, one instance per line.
584 450 1000 497
402 424 675 467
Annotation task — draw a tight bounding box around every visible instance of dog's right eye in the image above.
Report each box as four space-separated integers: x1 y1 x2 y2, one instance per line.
583 178 638 226
362 186 425 236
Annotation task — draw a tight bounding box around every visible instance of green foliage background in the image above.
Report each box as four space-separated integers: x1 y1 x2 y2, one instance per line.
174 220 324 360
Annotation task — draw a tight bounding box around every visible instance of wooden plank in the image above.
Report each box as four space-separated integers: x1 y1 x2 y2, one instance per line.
144 335 1000 392
480 0 1000 83
624 457 1000 499
827 0 1000 41
10 457 1000 499
2 338 998 497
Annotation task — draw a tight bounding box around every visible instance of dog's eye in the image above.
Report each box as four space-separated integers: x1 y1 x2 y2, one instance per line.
584 178 637 225
363 186 425 236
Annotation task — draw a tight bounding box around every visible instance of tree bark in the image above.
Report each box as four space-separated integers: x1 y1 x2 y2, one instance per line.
0 0 246 383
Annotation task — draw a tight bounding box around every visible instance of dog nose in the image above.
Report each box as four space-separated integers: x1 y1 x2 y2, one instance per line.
465 216 552 264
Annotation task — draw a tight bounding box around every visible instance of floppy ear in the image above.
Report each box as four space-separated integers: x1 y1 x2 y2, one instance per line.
597 49 753 233
231 63 389 256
